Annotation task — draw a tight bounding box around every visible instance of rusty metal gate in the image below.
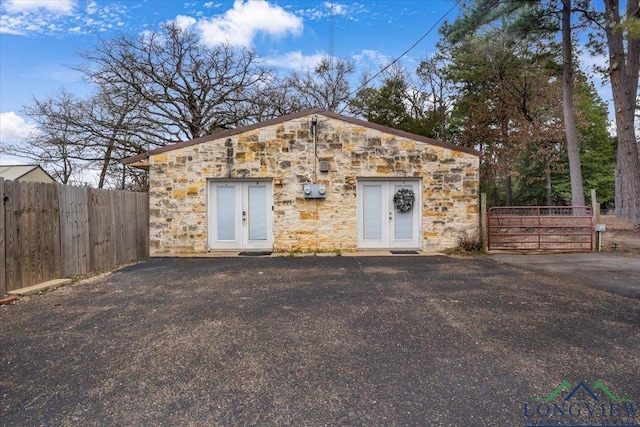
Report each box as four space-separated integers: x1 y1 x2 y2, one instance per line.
488 206 593 251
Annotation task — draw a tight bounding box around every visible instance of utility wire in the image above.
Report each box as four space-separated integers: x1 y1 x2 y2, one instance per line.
349 0 462 97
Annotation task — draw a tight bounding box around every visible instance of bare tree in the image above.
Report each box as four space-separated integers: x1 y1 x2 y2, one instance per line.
7 91 93 185
416 54 456 142
78 23 273 144
286 57 355 113
13 23 280 189
8 87 150 188
77 86 152 188
242 75 303 121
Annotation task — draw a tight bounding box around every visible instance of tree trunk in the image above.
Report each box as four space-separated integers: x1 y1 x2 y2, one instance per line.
493 171 500 206
562 0 586 207
98 145 114 189
605 0 640 223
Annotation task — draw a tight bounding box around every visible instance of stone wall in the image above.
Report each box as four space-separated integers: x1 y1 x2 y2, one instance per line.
148 113 479 255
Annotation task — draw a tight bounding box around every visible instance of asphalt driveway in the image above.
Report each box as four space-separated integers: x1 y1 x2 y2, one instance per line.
492 252 640 299
1 255 639 426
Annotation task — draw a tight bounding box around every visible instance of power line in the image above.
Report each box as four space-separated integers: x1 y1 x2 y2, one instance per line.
349 0 461 97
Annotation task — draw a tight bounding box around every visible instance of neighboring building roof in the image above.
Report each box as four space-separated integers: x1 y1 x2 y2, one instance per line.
121 108 480 167
0 165 56 183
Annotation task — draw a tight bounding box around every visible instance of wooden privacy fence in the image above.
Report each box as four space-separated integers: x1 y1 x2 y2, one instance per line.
488 206 593 252
1 178 149 294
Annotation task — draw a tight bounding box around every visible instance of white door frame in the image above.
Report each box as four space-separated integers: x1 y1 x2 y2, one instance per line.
356 179 421 250
208 180 274 251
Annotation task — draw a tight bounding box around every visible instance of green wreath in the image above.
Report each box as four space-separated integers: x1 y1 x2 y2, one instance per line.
393 188 415 212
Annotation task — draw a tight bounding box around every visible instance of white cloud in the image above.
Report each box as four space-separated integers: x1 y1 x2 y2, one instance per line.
0 112 38 143
326 2 347 16
195 0 303 47
295 2 364 22
86 0 98 15
173 14 197 30
3 0 75 14
264 51 325 70
353 49 391 68
0 0 129 35
0 14 25 34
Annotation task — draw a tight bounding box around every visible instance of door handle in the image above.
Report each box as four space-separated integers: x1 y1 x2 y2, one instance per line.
242 211 247 221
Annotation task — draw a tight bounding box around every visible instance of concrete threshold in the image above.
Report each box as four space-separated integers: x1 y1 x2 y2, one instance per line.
156 250 441 258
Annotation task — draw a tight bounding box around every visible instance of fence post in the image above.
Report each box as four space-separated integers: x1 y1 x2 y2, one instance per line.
591 189 599 252
591 189 599 223
537 206 542 250
480 193 487 251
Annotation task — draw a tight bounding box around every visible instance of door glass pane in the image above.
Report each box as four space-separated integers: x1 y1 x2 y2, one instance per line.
394 185 414 240
217 186 235 241
248 185 267 240
363 185 382 240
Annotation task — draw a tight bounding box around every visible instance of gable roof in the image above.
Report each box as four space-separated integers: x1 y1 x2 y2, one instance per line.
121 108 480 166
0 165 56 182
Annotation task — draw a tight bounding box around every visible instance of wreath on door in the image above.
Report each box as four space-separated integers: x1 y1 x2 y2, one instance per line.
393 188 415 212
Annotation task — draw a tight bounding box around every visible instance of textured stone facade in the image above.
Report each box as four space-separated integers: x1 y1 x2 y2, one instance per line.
139 110 479 255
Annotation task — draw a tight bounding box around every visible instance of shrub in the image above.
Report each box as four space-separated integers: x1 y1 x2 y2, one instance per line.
454 232 485 254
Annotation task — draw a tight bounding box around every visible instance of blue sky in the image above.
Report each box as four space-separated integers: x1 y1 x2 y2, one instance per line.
0 0 459 163
0 0 616 174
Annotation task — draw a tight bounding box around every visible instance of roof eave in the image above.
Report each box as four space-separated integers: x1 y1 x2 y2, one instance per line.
125 159 150 170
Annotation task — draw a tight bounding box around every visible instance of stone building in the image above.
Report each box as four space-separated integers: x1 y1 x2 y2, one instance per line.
122 109 480 255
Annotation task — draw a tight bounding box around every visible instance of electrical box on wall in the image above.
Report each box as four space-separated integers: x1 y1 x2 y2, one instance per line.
302 183 326 199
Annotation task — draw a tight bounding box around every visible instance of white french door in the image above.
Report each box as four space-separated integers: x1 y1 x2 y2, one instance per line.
208 180 273 251
357 180 421 249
